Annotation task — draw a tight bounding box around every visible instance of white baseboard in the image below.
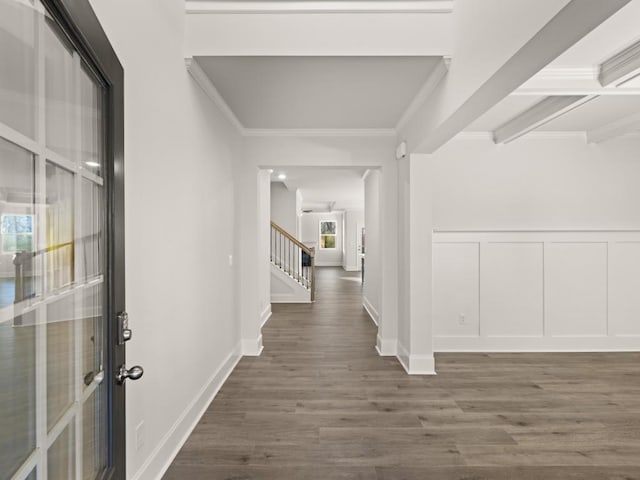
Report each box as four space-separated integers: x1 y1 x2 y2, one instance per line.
434 335 640 352
362 296 379 326
260 305 272 327
342 266 361 272
241 334 264 356
376 334 397 356
396 341 436 375
131 342 242 480
270 295 311 304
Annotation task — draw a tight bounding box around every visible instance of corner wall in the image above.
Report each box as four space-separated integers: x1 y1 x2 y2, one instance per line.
87 1 242 478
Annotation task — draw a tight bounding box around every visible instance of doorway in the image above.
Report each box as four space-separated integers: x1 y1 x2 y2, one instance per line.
0 0 127 478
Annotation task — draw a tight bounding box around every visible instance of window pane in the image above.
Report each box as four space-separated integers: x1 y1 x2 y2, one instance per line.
46 162 74 292
320 221 336 235
83 386 106 480
321 235 336 249
47 294 75 431
0 310 36 479
47 421 75 480
79 64 103 177
0 0 36 138
45 16 75 160
0 138 36 308
80 180 103 279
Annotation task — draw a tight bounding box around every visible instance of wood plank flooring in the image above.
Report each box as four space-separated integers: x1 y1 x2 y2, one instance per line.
164 267 640 480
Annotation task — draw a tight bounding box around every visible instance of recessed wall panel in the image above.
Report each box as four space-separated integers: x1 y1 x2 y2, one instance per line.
545 243 607 336
609 242 640 336
481 242 544 337
433 243 479 337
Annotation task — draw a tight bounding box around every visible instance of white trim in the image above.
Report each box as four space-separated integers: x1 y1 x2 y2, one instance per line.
241 334 264 356
455 131 586 141
185 0 453 14
396 342 436 374
185 57 245 134
131 342 242 480
534 65 599 81
244 128 397 138
434 335 640 352
493 95 595 144
362 295 379 325
376 334 397 356
396 57 449 132
260 304 272 327
598 38 640 87
513 88 640 96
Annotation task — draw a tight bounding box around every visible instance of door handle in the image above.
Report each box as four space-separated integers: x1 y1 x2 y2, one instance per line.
116 365 144 384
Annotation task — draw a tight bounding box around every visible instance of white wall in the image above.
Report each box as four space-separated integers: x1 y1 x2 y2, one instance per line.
270 181 297 235
87 1 242 479
342 209 364 271
430 136 640 351
363 170 381 324
300 211 343 266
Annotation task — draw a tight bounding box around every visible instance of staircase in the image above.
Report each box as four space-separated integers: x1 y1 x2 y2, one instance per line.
270 221 315 303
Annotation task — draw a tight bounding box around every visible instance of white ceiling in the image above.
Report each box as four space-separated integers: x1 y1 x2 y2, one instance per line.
195 56 442 129
271 167 367 211
539 96 640 132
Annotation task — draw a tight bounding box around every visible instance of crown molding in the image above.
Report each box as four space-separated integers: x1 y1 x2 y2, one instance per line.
599 38 640 87
243 128 397 137
534 66 598 80
454 132 493 141
185 58 246 134
396 57 449 133
185 0 453 14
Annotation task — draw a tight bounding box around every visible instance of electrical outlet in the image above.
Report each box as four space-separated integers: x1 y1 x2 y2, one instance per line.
228 254 233 267
136 421 145 451
458 313 466 325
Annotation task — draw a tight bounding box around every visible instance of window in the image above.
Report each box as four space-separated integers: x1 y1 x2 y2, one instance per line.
1 214 34 253
320 220 337 249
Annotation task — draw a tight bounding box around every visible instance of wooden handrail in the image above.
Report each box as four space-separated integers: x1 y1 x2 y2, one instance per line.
270 221 315 256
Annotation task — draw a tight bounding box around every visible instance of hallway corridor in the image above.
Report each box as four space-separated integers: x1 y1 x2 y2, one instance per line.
163 267 640 480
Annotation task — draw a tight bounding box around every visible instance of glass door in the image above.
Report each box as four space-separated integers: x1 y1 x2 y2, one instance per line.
0 0 125 478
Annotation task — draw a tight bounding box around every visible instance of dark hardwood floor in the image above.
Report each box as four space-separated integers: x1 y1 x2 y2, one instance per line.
164 267 640 480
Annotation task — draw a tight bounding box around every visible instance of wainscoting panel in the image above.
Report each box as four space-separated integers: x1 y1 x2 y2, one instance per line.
545 242 608 336
481 242 544 337
433 243 479 337
433 231 640 351
609 241 640 336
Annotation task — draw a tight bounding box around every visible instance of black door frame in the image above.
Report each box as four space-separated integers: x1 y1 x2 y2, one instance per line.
40 1 126 478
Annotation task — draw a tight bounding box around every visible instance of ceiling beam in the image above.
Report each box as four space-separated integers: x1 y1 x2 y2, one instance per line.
399 0 631 154
598 39 640 87
493 95 595 144
586 111 640 144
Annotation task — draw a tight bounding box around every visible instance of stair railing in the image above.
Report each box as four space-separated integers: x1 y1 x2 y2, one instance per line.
270 221 315 301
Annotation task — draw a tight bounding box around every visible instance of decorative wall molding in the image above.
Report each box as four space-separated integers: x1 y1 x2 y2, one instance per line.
599 38 640 87
534 66 599 81
185 0 453 15
185 57 245 134
396 57 450 132
456 131 586 142
432 230 640 352
132 342 242 480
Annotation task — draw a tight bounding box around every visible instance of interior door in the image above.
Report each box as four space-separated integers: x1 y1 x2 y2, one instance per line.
0 0 128 478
